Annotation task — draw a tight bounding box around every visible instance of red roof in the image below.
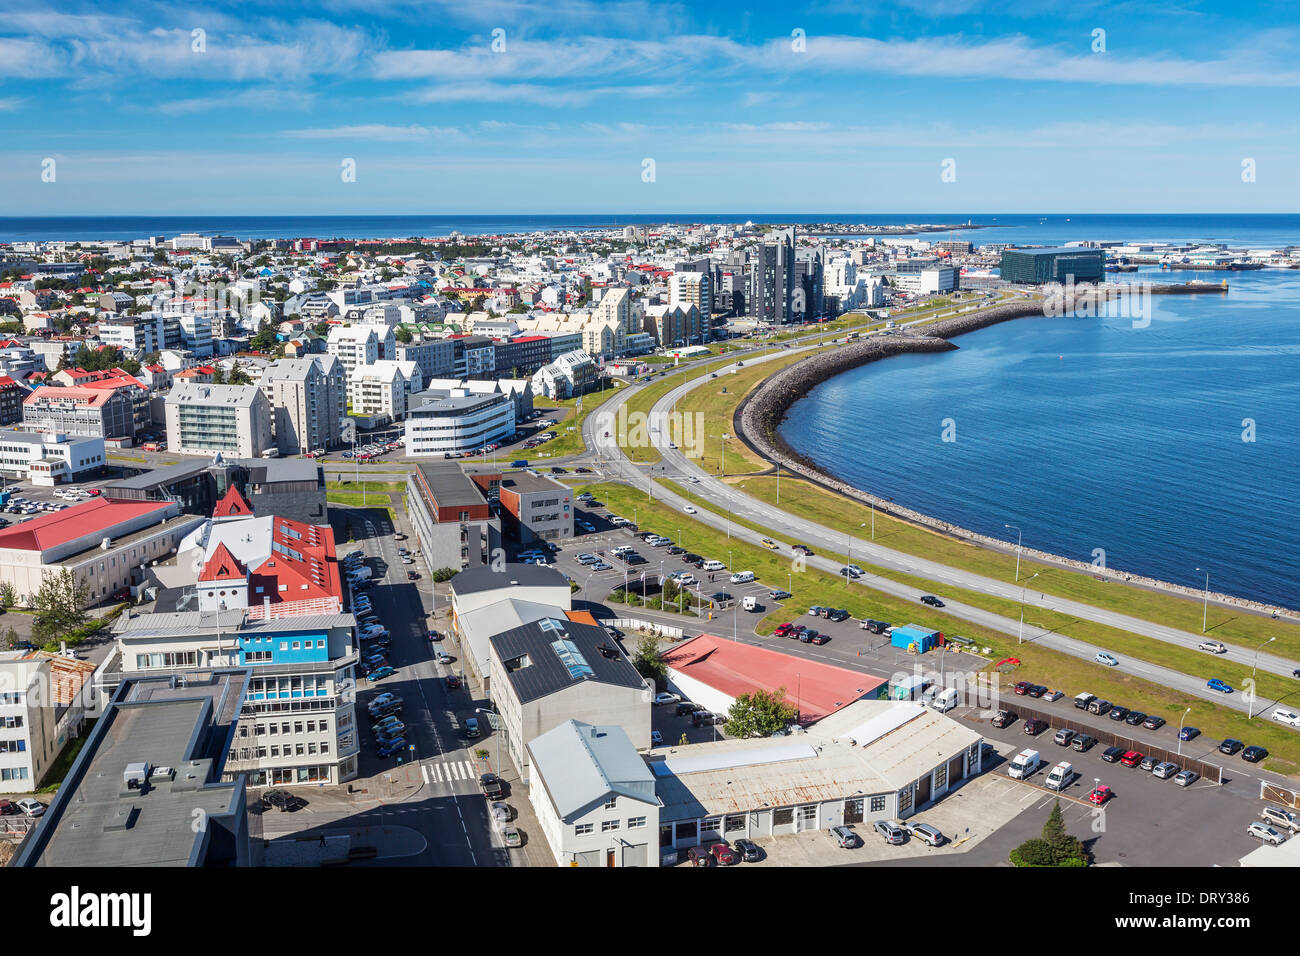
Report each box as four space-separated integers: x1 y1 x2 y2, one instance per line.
24 386 115 408
247 517 341 605
0 498 172 553
198 542 246 582
213 485 253 518
660 634 886 724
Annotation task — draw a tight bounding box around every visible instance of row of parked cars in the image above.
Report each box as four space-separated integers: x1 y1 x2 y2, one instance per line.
344 551 398 685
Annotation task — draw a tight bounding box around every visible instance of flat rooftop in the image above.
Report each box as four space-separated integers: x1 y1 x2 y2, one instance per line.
498 471 568 495
415 461 490 510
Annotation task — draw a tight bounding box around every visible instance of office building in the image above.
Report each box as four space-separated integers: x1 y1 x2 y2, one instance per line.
1000 247 1106 285
497 471 574 543
404 388 515 457
0 430 105 485
22 386 135 442
405 461 502 573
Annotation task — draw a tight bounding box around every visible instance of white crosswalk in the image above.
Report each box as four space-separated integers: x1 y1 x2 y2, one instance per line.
421 759 478 785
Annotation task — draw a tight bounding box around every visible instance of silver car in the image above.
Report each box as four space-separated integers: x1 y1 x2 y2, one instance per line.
829 825 858 848
1247 822 1286 845
1261 806 1300 832
1173 769 1199 787
1151 761 1180 779
871 820 905 845
903 821 945 846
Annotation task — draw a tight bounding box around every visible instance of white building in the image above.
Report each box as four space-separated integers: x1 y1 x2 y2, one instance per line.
404 388 515 456
326 324 395 376
164 382 274 459
348 360 422 421
529 720 662 867
669 272 711 321
532 350 598 400
259 355 347 455
0 430 106 486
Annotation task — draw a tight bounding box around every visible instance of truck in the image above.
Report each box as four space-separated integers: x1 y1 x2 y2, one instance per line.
1007 749 1041 780
1044 761 1076 791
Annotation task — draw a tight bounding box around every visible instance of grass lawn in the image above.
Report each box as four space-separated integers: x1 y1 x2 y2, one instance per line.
36 722 96 793
325 480 405 493
583 479 1300 774
532 381 623 458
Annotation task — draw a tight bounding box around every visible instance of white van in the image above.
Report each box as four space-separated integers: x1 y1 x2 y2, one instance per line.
702 559 725 572
930 688 958 713
729 571 755 584
1044 761 1075 791
1007 749 1041 780
742 595 759 612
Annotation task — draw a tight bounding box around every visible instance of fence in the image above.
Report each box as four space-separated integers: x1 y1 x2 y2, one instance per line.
1262 780 1300 810
605 618 684 640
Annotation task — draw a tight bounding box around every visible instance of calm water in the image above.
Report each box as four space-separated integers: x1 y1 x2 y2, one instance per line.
4 213 1300 244
780 266 1300 607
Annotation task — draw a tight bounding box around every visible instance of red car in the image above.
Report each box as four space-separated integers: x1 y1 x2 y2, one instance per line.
1088 785 1112 805
1013 681 1031 696
446 675 461 689
773 622 794 637
809 633 830 645
709 842 738 865
1120 751 1144 767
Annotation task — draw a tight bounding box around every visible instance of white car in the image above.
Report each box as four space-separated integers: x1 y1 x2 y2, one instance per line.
1198 640 1228 654
1041 689 1063 703
1247 822 1286 845
1261 806 1300 832
683 506 697 514
653 692 680 706
1271 708 1300 728
15 798 44 817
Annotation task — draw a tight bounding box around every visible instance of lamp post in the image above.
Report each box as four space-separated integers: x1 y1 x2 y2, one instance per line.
1004 523 1022 582
1177 707 1191 756
1194 567 1209 633
1248 636 1276 719
1017 572 1039 645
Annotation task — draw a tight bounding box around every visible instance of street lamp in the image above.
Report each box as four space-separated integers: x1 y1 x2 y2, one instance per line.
1194 568 1209 633
1017 572 1039 645
1248 636 1276 719
1005 523 1022 582
1177 707 1191 756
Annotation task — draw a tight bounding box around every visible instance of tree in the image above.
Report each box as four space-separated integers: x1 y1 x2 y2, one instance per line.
631 637 667 690
31 568 90 644
1011 799 1088 867
211 365 226 385
0 626 16 650
250 320 278 353
0 581 15 608
724 687 798 738
394 325 413 344
228 365 252 385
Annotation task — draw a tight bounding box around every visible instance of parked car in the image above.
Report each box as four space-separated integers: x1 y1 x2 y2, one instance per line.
733 838 762 862
1101 746 1126 763
1139 755 1159 772
685 845 712 866
1053 728 1076 747
16 798 45 816
480 773 505 800
1014 680 1032 696
1261 806 1300 833
1120 751 1144 767
1173 770 1200 787
991 710 1018 729
1070 734 1098 753
1178 726 1200 741
1219 738 1244 755
1023 718 1048 736
1124 711 1147 727
902 822 945 847
1042 689 1063 702
768 590 792 601
709 842 738 865
1108 706 1130 721
366 665 396 682
1242 746 1269 763
1143 715 1167 731
1247 822 1286 845
871 821 905 845
1088 785 1112 806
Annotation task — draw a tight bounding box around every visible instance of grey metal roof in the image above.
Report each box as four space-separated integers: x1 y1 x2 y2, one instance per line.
450 562 568 596
527 720 658 820
233 458 322 485
457 597 559 678
416 461 487 510
489 617 645 704
114 609 353 638
499 471 568 494
104 460 212 491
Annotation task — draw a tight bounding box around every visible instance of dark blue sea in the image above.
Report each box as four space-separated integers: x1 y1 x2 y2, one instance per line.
780 264 1300 608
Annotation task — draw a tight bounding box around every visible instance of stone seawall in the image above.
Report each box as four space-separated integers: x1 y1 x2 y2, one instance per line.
734 296 1300 620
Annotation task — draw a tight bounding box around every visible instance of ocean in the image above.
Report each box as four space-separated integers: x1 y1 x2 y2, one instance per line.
779 265 1300 608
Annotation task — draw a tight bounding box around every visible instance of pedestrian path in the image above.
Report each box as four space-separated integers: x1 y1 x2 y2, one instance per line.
422 758 478 785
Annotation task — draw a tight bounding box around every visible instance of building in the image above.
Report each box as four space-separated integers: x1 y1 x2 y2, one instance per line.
650 698 984 853
259 355 346 455
497 471 574 543
0 430 106 485
22 386 135 441
404 388 515 457
97 315 163 353
661 634 887 724
234 460 329 526
0 375 30 425
0 496 202 607
50 368 152 439
669 271 712 321
348 359 422 421
405 461 502 573
0 650 98 792
424 377 534 423
892 266 958 295
531 350 598 400
528 720 661 867
396 339 456 386
642 303 704 348
165 382 274 459
488 614 651 779
749 227 797 324
326 324 395 376
11 669 252 867
1000 247 1106 285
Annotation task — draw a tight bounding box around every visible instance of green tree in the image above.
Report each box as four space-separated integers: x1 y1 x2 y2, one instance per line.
0 581 15 608
211 365 226 385
724 687 798 738
31 568 90 644
395 325 413 344
228 365 252 385
1011 799 1089 866
631 636 666 690
250 320 278 352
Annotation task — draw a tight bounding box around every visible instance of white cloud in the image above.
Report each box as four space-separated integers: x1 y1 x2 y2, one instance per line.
283 124 459 141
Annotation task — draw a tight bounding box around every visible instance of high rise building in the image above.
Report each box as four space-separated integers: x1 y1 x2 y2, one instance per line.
749 227 797 324
259 354 346 455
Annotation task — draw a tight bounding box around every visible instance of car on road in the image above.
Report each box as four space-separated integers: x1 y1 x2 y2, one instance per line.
490 802 511 828
446 675 461 690
871 821 905 845
760 538 779 550
791 544 814 556
1219 738 1244 755
682 506 697 515
1101 746 1126 763
1095 652 1119 666
366 665 396 682
1179 726 1200 741
902 822 945 846
1242 745 1269 763
1173 770 1200 787
733 838 762 862
920 595 944 607
1199 640 1228 654
653 692 680 706
1207 678 1233 694
1088 785 1112 806
768 590 792 601
1247 822 1287 845
840 566 862 579
1120 750 1144 767
1070 734 1097 753
991 710 1018 728
1270 708 1300 728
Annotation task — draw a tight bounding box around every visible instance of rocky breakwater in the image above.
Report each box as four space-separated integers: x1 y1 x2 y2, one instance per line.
735 297 1300 621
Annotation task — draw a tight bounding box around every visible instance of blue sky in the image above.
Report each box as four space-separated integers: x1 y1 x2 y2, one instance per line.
1 0 1298 214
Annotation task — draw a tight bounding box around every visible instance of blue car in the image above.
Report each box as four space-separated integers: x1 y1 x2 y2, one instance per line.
367 665 396 682
1207 678 1233 694
376 737 407 758
1179 726 1200 741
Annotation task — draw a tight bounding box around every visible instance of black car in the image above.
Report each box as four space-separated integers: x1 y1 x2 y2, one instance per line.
708 592 733 604
864 620 890 634
826 609 850 622
733 838 762 862
666 546 686 556
1027 684 1047 698
1124 711 1147 726
991 710 1018 728
1219 738 1244 756
575 466 592 474
1242 746 1269 763
262 789 306 812
1024 718 1048 736
920 595 945 607
1108 705 1129 721
1070 734 1098 753
799 629 818 644
480 773 505 799
1142 715 1166 731
1102 746 1126 763
674 701 698 716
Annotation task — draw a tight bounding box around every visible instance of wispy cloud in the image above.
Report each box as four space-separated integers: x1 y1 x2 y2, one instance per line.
283 124 458 141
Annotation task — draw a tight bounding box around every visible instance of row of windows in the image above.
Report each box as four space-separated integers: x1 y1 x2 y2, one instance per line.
0 738 27 753
0 692 22 705
1 715 25 729
135 651 199 670
238 719 330 737
575 817 646 836
248 674 333 697
246 764 334 786
230 740 331 761
0 767 29 781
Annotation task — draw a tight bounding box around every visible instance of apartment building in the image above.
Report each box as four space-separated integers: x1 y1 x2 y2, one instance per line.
642 303 704 348
98 314 164 353
404 388 515 457
669 271 712 320
326 324 395 376
0 650 96 793
532 350 598 400
21 386 135 441
0 375 29 425
396 338 456 385
347 359 422 421
406 462 501 574
164 382 274 459
50 367 152 438
259 355 346 455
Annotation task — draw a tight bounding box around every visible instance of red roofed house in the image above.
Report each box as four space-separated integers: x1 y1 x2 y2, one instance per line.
660 634 887 725
0 496 203 607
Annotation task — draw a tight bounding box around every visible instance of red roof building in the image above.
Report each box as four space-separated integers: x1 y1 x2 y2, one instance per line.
213 485 253 519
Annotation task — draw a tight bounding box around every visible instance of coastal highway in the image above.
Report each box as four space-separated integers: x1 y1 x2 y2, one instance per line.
583 328 1300 720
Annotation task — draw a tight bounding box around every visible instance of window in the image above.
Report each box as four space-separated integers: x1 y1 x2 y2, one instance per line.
935 764 948 790
628 816 646 829
575 823 594 836
899 786 914 814
870 795 886 814
601 820 620 833
603 797 616 810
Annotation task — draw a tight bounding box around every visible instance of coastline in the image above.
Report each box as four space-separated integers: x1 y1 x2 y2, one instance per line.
734 290 1300 622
